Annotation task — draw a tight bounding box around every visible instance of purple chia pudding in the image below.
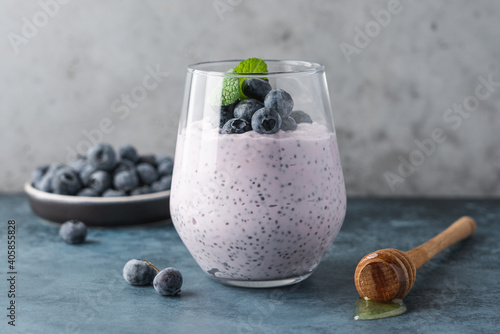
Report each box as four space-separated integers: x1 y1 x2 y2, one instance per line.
170 120 346 284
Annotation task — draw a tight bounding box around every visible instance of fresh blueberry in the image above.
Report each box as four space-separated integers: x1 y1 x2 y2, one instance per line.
113 170 139 192
59 220 87 244
153 267 183 296
251 108 282 134
31 165 49 185
157 157 174 177
221 118 252 134
79 164 96 187
69 157 87 172
151 175 172 192
156 155 174 166
136 163 159 185
35 174 53 192
130 186 152 196
290 110 313 124
102 189 127 197
138 154 157 167
87 143 117 172
233 99 264 122
123 259 157 286
34 163 64 192
219 99 239 128
264 89 294 118
119 145 139 164
76 188 100 197
51 167 82 195
88 171 112 194
281 117 298 131
242 78 272 102
113 159 136 176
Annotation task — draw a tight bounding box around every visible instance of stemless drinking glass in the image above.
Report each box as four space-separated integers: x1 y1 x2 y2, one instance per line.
170 60 346 288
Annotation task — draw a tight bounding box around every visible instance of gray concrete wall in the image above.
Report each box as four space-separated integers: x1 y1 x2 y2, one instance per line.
1 0 499 196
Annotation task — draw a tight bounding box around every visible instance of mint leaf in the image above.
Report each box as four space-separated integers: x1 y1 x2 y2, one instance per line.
221 74 240 106
234 58 268 74
210 69 240 107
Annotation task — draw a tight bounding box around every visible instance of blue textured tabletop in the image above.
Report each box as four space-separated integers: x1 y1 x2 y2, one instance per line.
1 195 499 334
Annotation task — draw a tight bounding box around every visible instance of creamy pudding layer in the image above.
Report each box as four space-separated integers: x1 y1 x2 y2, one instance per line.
170 121 346 281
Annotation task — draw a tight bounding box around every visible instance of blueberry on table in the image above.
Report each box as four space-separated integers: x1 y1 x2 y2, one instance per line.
51 167 82 195
264 89 294 118
102 189 127 197
151 175 172 192
281 117 298 131
221 118 252 134
219 99 239 128
290 110 313 124
251 108 282 134
88 170 112 194
123 259 157 286
59 220 87 244
113 170 139 192
77 188 100 197
233 98 264 122
136 163 159 185
242 78 272 102
152 267 183 296
79 164 97 187
119 144 139 164
87 143 117 172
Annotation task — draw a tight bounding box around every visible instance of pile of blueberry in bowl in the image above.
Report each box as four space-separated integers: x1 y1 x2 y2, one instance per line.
25 143 174 227
31 143 173 197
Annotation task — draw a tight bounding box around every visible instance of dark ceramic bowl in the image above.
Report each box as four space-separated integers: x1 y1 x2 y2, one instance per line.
25 182 170 227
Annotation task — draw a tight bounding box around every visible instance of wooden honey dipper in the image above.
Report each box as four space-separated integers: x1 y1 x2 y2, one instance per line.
354 216 476 302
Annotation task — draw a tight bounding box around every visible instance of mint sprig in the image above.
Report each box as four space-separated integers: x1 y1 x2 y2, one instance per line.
234 58 268 74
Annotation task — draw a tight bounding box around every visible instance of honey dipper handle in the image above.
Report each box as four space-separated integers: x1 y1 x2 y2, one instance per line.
406 216 477 270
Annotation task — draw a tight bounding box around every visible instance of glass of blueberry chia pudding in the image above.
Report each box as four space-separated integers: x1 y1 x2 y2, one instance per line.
170 59 346 288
